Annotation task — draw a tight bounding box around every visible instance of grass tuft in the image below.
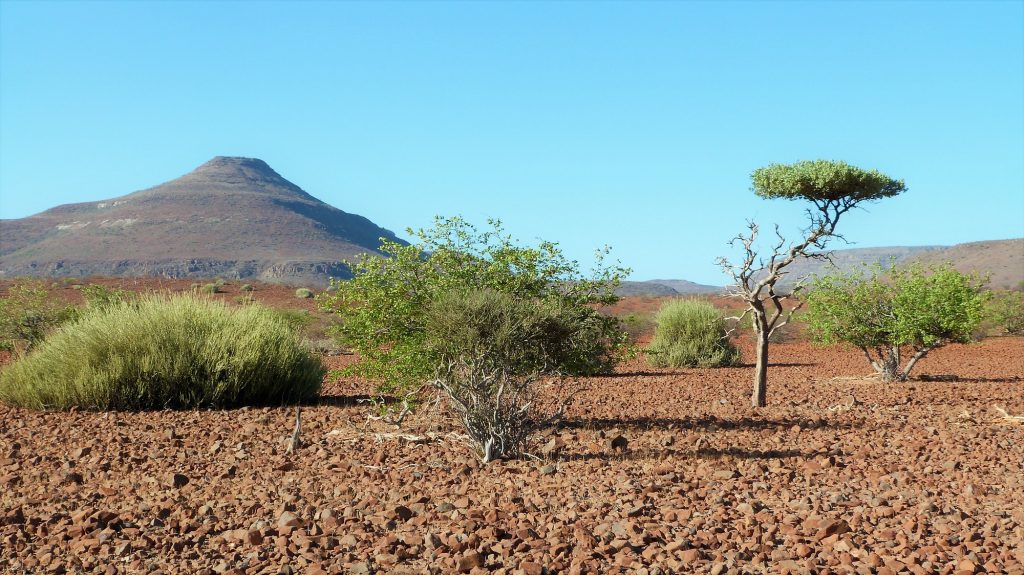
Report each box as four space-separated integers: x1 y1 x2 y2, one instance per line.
0 294 324 410
645 299 740 368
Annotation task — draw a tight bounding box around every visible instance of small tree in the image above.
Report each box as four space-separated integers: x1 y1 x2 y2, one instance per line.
717 160 906 407
805 264 986 381
318 216 629 414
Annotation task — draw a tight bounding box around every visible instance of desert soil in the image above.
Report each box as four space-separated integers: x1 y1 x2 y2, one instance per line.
1 280 1023 575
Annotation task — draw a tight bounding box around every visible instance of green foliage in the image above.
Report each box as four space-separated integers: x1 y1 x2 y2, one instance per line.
318 216 629 406
272 308 314 335
201 283 220 294
751 160 906 203
619 312 656 344
0 280 77 353
0 294 324 410
645 299 740 368
295 288 314 299
425 288 603 375
425 289 571 462
978 289 1024 336
805 264 986 380
240 284 254 292
79 284 132 311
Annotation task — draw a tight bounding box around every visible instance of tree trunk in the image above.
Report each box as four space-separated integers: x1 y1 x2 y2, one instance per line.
752 328 769 408
876 346 904 382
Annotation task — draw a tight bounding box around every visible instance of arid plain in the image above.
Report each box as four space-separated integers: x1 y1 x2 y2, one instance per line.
1 279 1022 575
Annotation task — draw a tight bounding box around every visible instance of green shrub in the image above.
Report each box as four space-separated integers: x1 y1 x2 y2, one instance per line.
426 289 565 374
319 216 629 411
620 312 656 343
240 284 254 292
0 294 324 410
272 308 314 335
0 280 78 354
645 299 739 368
79 284 132 311
425 289 573 462
978 289 1024 336
805 264 986 381
201 283 220 294
295 288 314 299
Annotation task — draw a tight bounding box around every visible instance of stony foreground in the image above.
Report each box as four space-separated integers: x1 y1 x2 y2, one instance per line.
2 338 1023 575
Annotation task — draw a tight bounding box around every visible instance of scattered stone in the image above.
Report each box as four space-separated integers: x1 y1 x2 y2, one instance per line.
608 435 628 452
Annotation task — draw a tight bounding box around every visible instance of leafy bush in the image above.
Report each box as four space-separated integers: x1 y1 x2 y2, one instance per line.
805 264 986 381
0 294 324 410
295 288 314 299
272 308 314 335
240 284 254 292
620 312 656 344
645 299 739 368
318 216 629 411
425 289 570 373
977 289 1024 336
79 284 132 311
0 280 78 354
201 283 220 294
425 289 572 462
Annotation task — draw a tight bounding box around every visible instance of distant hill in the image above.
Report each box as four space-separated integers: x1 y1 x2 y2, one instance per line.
907 239 1023 290
619 239 1022 297
0 157 403 286
769 240 1023 291
615 279 722 297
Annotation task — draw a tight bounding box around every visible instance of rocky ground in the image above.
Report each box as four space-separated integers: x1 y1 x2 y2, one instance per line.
2 335 1023 575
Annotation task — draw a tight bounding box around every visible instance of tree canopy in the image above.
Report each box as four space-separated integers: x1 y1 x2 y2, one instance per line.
752 160 907 204
805 263 987 381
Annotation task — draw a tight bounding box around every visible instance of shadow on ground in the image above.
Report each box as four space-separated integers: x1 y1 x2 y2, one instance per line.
557 415 861 432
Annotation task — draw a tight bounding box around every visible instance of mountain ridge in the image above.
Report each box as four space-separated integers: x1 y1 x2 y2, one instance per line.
0 157 402 286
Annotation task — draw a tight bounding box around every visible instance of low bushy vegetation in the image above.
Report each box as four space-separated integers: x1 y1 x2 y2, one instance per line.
200 283 220 294
805 263 986 381
0 280 78 353
978 289 1024 336
620 312 656 344
240 284 254 292
319 216 629 413
425 289 572 462
295 288 314 299
0 294 324 410
645 299 740 368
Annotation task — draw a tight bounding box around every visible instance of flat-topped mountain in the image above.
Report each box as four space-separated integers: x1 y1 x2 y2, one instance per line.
0 157 402 286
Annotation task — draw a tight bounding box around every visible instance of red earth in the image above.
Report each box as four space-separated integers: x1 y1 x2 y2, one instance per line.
1 278 1023 574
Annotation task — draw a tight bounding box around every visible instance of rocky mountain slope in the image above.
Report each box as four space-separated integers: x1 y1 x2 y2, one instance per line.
623 240 1022 297
0 157 402 286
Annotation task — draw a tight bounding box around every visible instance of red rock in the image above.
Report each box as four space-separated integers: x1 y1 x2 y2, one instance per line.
680 549 700 563
814 519 851 541
957 559 978 573
520 560 544 575
457 551 484 572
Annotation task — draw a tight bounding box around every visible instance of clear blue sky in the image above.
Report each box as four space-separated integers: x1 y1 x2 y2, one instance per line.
1 1 1021 284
